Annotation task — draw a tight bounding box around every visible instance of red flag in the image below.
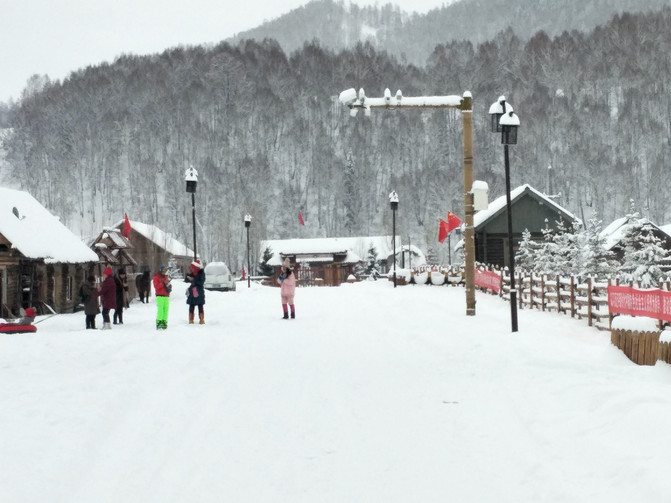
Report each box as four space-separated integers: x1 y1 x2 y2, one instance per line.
241 265 246 280
298 211 305 226
122 213 132 239
446 211 462 234
438 219 449 243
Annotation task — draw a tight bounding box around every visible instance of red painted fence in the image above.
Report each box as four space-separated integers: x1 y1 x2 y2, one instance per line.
474 269 501 293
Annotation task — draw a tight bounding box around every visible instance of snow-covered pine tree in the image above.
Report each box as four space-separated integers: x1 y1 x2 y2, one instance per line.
364 243 381 279
259 246 275 277
619 220 669 287
515 228 539 273
535 219 560 275
552 218 583 276
580 211 617 280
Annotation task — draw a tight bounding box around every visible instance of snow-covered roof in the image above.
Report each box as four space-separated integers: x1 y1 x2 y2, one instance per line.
602 217 671 251
600 216 630 251
113 219 194 258
474 184 580 229
0 186 98 264
262 236 399 266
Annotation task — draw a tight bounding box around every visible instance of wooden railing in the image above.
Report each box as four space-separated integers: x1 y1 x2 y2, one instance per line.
472 266 612 330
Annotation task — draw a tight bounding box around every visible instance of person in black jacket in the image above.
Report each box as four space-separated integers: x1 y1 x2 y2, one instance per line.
81 276 100 329
185 260 206 324
113 268 128 325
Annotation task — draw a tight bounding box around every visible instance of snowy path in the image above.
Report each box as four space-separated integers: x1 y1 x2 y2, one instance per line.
1 281 670 502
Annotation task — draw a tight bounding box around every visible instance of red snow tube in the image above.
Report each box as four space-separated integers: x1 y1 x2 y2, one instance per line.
0 324 37 334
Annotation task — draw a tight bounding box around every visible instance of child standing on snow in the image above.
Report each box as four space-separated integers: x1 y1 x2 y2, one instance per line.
277 265 297 319
153 265 172 329
185 259 206 324
81 275 100 329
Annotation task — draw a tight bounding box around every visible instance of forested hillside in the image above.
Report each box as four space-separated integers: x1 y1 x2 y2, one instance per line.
3 9 671 268
230 0 671 65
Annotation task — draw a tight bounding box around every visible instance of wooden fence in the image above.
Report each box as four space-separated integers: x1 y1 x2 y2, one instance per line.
470 266 671 365
472 267 612 330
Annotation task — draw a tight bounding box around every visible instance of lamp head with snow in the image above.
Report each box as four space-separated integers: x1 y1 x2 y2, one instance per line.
499 110 520 145
185 165 198 193
488 95 513 133
244 214 252 228
389 190 399 210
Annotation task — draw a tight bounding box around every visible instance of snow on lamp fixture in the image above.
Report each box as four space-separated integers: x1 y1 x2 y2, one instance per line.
185 165 198 193
499 110 520 145
488 95 512 133
389 190 399 210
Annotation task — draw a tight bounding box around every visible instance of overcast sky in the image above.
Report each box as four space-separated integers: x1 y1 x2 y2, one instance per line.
1 0 452 103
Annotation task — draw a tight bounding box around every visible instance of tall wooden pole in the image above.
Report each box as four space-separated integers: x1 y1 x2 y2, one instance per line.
462 93 476 316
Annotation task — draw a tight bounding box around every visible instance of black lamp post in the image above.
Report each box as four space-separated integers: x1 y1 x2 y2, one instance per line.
185 165 198 261
489 96 520 332
389 190 399 288
244 214 252 289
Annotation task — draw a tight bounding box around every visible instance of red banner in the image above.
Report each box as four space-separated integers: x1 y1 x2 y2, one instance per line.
608 285 671 322
474 269 501 293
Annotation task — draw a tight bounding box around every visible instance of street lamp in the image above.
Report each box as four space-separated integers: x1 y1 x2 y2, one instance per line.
489 96 520 332
244 214 252 289
389 190 399 288
339 87 476 315
185 165 198 261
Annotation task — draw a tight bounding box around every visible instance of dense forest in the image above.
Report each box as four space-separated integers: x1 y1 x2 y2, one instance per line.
2 7 671 268
230 0 671 65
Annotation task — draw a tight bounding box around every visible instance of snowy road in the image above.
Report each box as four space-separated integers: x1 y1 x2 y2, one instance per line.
1 281 670 502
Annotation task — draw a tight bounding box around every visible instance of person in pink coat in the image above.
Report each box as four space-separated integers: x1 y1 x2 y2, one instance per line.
277 266 297 319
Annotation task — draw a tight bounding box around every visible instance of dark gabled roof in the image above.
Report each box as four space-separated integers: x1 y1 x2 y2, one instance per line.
474 184 580 230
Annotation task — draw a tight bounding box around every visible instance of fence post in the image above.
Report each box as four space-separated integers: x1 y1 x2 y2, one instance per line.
557 275 561 314
529 273 534 310
570 276 575 318
608 278 613 329
541 275 546 312
587 277 593 327
518 271 523 309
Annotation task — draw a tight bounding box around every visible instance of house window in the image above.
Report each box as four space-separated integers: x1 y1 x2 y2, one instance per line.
66 275 73 301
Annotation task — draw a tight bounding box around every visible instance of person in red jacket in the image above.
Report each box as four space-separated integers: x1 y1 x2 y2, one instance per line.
153 265 172 329
98 267 116 330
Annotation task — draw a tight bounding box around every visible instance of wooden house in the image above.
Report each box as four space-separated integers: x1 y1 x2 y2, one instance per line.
262 236 399 286
111 219 195 277
472 184 580 268
0 187 99 316
604 217 671 263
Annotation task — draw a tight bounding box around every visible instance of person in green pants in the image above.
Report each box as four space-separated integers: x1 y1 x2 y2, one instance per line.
152 265 172 329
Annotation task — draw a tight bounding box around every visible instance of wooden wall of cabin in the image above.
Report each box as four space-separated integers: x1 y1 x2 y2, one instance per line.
124 233 189 276
0 263 20 318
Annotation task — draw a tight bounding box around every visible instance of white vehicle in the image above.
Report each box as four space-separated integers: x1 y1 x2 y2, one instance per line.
203 262 236 291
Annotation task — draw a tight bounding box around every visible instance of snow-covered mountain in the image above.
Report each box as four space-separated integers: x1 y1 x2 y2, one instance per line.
229 0 671 65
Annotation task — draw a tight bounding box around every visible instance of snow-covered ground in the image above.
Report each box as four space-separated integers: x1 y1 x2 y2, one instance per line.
1 280 670 503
